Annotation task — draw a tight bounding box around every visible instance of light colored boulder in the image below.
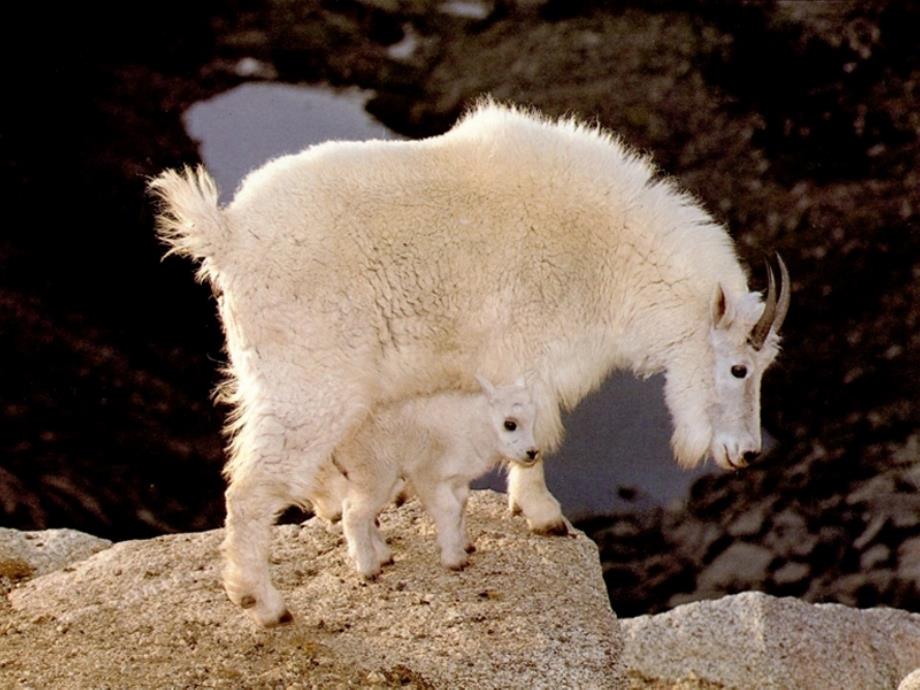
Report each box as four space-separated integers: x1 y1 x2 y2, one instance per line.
621 591 920 690
771 561 810 587
860 543 891 571
898 536 920 580
900 667 920 690
2 491 624 689
696 541 774 592
0 527 111 592
726 502 769 538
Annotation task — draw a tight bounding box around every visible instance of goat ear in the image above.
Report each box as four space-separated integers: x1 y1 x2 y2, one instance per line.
710 284 733 329
475 373 496 396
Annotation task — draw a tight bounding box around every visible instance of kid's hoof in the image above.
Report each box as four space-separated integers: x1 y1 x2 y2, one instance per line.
509 503 522 517
239 595 257 609
357 559 383 580
464 543 477 554
265 609 294 627
444 555 469 571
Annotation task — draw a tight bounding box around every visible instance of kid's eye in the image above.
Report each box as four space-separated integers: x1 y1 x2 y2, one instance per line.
731 365 748 379
504 419 517 432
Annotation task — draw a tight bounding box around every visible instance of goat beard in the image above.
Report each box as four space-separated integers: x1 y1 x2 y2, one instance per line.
670 422 711 469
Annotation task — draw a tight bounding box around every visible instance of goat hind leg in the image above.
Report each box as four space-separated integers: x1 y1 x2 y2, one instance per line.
222 471 295 627
341 465 398 579
222 385 368 625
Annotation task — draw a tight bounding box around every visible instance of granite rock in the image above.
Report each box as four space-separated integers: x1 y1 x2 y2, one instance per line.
0 526 111 594
621 591 920 690
2 491 624 689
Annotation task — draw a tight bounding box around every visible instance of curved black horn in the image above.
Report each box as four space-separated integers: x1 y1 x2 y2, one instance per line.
771 252 790 335
749 258 776 349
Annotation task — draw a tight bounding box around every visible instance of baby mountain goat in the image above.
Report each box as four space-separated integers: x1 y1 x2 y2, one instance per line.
336 375 539 578
150 100 789 626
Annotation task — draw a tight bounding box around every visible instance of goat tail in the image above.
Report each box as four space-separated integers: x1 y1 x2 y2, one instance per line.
148 165 228 267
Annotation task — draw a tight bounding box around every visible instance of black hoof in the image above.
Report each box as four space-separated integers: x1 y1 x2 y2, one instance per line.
465 544 477 554
264 610 293 627
239 595 257 609
535 521 569 537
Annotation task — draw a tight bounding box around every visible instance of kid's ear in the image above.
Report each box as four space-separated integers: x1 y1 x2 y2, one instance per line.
475 373 496 396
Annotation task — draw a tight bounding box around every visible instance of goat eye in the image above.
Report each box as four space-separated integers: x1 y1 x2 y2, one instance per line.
504 420 517 432
731 365 748 379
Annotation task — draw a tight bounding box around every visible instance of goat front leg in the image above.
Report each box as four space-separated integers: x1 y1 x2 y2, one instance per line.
507 460 567 536
453 483 475 554
341 468 397 579
342 492 393 579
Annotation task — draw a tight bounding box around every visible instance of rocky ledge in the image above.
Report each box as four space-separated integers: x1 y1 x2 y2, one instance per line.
2 491 919 689
1 491 622 689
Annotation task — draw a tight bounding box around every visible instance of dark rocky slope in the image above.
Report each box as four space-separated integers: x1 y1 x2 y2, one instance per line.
1 0 916 613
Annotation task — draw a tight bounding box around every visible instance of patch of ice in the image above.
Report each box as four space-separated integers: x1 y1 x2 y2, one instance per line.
387 25 419 61
439 1 489 20
183 83 398 203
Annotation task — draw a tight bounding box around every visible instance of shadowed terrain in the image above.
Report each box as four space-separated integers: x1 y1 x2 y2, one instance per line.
1 0 917 613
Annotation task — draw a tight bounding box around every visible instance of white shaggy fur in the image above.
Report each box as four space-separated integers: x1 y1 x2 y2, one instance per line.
149 101 786 626
336 375 538 578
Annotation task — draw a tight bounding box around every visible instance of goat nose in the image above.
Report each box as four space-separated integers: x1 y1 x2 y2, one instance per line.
526 448 539 460
743 450 760 464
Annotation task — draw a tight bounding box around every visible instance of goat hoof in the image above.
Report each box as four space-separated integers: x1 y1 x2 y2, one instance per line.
534 520 568 537
509 503 522 517
239 595 257 609
465 544 476 554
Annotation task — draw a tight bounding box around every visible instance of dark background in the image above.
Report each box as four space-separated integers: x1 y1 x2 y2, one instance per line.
1 0 917 615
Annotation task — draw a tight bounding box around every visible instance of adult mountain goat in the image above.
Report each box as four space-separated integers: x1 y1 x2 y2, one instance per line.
150 101 789 626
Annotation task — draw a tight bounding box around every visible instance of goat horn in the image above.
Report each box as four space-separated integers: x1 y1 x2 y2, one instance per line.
749 257 777 349
771 252 790 335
